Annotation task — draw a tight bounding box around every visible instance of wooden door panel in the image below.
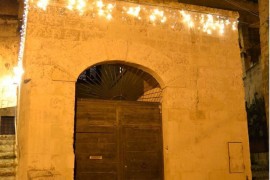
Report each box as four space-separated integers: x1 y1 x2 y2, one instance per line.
125 128 160 151
119 105 160 126
76 172 118 180
76 132 117 143
126 141 160 151
75 99 163 180
125 152 161 170
76 100 117 127
76 125 116 133
76 109 116 126
76 161 118 172
123 127 163 180
75 129 119 179
125 171 162 180
75 142 117 154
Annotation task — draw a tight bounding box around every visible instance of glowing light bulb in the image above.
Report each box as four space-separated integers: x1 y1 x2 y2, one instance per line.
154 9 163 17
150 14 156 22
161 17 167 23
37 0 49 10
67 0 75 10
184 14 191 22
207 29 212 34
220 23 225 29
219 29 224 34
127 6 141 17
188 21 194 28
106 14 112 20
76 0 86 12
97 0 104 8
207 14 213 22
225 19 231 25
180 10 185 16
107 4 114 10
98 9 104 16
230 21 237 31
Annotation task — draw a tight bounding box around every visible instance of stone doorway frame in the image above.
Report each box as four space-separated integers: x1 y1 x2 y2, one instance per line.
73 61 166 179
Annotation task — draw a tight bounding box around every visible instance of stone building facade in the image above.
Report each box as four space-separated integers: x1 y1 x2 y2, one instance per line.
237 1 268 178
13 1 252 179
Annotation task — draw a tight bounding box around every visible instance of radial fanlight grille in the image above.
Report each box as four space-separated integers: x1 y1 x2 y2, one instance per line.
76 63 162 102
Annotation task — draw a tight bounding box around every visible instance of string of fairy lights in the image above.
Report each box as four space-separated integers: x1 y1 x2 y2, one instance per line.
14 0 29 85
31 0 238 35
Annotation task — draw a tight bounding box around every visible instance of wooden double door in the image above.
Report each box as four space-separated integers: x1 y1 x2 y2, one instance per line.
75 99 164 180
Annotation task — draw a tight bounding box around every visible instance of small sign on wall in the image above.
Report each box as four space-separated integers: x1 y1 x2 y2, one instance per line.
228 142 245 173
89 155 102 160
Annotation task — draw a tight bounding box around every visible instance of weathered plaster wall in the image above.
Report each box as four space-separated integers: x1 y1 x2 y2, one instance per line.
0 18 19 108
258 0 269 124
17 2 251 180
243 64 263 104
238 25 263 104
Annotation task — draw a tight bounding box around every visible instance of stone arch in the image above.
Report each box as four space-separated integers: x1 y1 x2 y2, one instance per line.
52 40 173 88
76 60 165 90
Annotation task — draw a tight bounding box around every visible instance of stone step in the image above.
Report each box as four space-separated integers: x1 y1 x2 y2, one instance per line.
252 170 269 174
0 145 15 153
0 136 15 141
0 152 15 159
253 177 269 179
0 140 15 145
252 164 269 171
251 152 269 166
0 167 15 176
0 159 17 168
0 136 16 179
252 169 269 180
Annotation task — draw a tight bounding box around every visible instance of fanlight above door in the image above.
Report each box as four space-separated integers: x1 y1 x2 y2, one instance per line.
76 63 162 102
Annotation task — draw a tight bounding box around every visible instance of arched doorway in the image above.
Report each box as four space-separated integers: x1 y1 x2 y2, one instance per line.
74 62 164 180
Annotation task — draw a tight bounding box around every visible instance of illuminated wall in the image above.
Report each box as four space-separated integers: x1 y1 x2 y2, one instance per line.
17 1 251 180
0 18 19 108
